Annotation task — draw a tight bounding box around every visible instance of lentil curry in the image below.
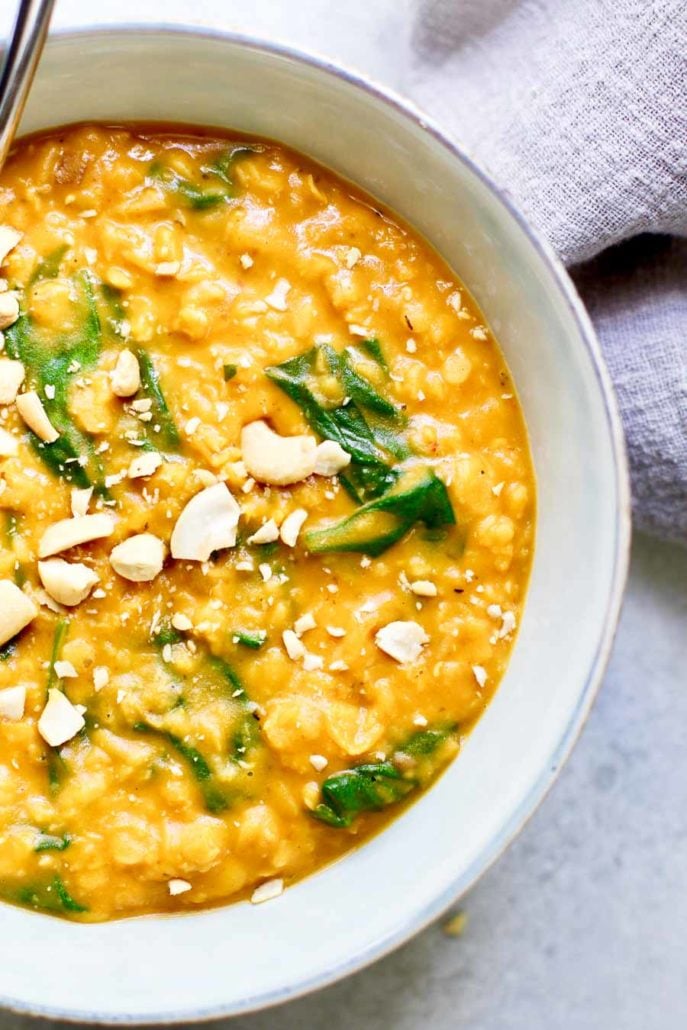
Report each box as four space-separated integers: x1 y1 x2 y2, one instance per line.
0 125 535 921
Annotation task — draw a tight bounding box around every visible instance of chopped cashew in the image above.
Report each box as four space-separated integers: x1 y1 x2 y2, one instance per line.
0 685 26 721
314 440 351 477
294 612 317 635
282 629 306 661
93 667 109 691
375 620 429 664
472 665 488 689
0 293 20 331
0 426 18 456
170 483 240 562
409 579 438 597
172 613 193 632
247 519 280 545
38 688 85 747
155 261 181 277
110 533 166 582
265 279 291 311
0 580 37 647
0 226 22 265
54 660 77 679
16 391 59 443
168 878 192 896
251 878 284 904
71 487 93 518
0 358 25 404
241 420 316 486
128 451 162 479
110 349 141 397
279 508 308 547
39 513 116 558
38 559 99 607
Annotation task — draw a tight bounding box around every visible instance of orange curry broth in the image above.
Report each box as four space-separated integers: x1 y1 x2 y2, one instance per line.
0 124 535 921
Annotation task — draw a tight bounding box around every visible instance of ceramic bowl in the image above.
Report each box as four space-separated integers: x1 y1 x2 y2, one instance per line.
0 26 630 1023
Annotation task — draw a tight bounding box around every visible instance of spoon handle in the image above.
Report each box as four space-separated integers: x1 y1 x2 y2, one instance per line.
0 0 55 169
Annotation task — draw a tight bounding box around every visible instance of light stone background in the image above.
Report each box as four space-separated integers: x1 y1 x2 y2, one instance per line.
0 2 685 1028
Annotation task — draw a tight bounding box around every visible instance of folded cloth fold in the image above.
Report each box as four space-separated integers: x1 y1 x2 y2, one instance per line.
406 0 687 543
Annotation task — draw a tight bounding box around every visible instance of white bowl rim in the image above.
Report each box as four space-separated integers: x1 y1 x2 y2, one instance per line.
0 22 632 1025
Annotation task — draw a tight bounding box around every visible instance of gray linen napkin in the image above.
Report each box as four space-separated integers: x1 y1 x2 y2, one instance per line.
405 0 687 543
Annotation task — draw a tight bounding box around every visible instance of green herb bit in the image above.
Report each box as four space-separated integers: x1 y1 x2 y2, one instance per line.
135 347 180 449
46 618 70 694
305 465 455 557
16 875 87 915
312 763 415 829
223 363 238 381
149 145 257 211
34 832 72 853
232 629 267 650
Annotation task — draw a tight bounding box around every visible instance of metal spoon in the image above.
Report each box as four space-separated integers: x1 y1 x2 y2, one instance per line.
0 0 55 169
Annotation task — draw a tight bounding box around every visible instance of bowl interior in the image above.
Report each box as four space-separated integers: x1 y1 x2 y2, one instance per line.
1 28 629 1023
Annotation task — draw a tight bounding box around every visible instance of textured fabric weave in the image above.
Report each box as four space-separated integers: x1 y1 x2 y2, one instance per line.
406 0 687 542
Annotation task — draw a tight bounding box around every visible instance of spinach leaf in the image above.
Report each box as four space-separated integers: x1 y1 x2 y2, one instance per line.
322 345 401 422
16 875 87 915
166 733 229 813
359 337 388 372
223 363 238 381
99 282 129 340
266 345 407 501
205 655 261 761
41 619 72 793
5 271 106 489
149 145 257 210
153 618 183 650
312 763 415 828
29 244 69 285
46 618 69 694
34 833 72 853
52 875 87 913
0 639 17 662
4 511 19 541
134 347 180 450
133 722 229 813
4 511 26 586
312 725 458 829
232 629 267 650
395 726 456 759
305 465 455 557
46 749 68 795
150 632 260 769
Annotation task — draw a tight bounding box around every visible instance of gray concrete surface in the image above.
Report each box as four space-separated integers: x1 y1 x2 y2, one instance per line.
0 3 685 1028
